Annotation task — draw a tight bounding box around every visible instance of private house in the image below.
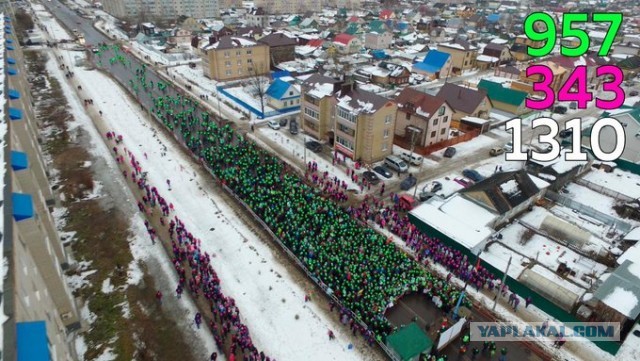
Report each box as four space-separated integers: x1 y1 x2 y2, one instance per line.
258 32 298 68
332 83 397 163
201 36 270 81
299 17 319 30
382 62 411 85
167 28 192 48
365 30 394 50
437 39 478 73
247 7 269 28
355 65 390 85
617 55 640 79
477 79 529 115
548 55 598 84
301 74 343 140
379 9 395 20
412 50 452 79
511 34 542 61
394 87 454 147
482 41 511 62
266 78 301 110
494 64 521 80
333 33 362 54
436 83 492 123
520 61 567 93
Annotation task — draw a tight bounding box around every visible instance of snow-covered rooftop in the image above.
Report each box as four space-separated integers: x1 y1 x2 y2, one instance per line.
411 195 495 251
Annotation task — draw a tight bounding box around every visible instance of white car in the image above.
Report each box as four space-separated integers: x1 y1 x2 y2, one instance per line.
267 120 280 130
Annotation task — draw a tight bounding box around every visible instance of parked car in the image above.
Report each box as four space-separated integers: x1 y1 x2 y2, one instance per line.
305 140 322 153
443 147 456 158
373 165 393 179
267 120 280 130
462 169 485 182
553 106 567 114
504 142 513 152
384 155 409 173
454 177 474 188
289 119 299 135
559 128 573 138
400 174 417 191
279 118 288 126
362 171 380 185
489 147 505 156
630 90 639 97
400 151 424 166
418 181 443 202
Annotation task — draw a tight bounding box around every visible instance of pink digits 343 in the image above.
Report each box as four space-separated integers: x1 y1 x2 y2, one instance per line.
525 64 625 110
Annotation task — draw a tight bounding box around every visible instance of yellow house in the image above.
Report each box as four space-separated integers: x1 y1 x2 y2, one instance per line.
520 60 567 93
331 84 397 163
437 39 478 73
201 36 270 81
300 74 343 141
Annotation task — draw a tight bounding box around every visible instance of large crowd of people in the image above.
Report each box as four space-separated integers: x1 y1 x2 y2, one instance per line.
97 44 475 354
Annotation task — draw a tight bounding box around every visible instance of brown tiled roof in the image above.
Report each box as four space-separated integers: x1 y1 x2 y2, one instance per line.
258 32 298 47
436 83 489 114
395 87 448 119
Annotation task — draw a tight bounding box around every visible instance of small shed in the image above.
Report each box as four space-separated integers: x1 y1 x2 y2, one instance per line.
593 260 640 335
386 322 433 361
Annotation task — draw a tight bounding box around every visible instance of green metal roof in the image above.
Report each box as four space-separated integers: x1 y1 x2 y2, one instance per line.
477 79 528 107
386 322 433 361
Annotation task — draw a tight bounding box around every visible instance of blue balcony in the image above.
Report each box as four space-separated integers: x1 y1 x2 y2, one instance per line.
11 151 28 171
17 321 51 361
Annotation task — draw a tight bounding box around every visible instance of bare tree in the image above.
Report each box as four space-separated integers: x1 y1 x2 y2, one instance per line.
246 65 269 119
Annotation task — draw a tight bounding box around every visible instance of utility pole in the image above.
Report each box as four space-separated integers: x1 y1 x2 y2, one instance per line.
492 255 512 311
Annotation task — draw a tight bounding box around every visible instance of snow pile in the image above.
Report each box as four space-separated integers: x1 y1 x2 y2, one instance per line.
601 287 639 318
499 179 520 196
307 82 335 98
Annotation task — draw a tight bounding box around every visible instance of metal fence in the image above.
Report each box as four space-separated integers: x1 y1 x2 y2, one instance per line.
575 178 636 203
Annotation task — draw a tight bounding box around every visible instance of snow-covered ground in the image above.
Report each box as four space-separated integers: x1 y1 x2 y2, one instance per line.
31 3 73 41
71 64 379 361
582 168 640 200
431 134 501 159
222 85 277 115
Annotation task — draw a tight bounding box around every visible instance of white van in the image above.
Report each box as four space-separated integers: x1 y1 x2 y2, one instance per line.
384 155 409 173
400 151 424 166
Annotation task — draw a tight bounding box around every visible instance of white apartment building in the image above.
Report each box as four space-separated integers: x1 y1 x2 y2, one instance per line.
3 14 80 360
103 0 219 20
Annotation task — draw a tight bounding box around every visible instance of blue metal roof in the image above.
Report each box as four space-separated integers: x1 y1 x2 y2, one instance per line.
12 193 34 221
8 89 20 99
11 151 28 171
7 67 17 75
17 321 50 361
271 70 291 79
371 49 388 59
9 107 23 120
414 50 451 71
266 78 292 100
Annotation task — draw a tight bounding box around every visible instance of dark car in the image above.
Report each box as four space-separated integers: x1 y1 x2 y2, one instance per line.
400 174 417 191
289 119 299 135
553 106 567 114
444 147 456 158
462 169 485 183
630 90 639 97
559 128 573 138
362 171 380 185
305 141 322 153
373 165 393 179
418 181 442 201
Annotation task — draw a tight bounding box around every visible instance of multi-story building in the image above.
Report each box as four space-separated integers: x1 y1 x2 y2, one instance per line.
437 39 478 73
436 83 492 123
300 74 343 140
332 84 397 163
394 87 454 147
519 60 567 93
246 7 269 28
2 15 80 360
201 36 270 81
252 0 321 15
103 0 219 21
257 32 298 67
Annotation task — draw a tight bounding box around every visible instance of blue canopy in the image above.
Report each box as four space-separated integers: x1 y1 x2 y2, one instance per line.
17 321 50 361
7 45 14 50
7 57 16 64
11 151 28 171
7 67 17 75
271 70 291 79
9 107 22 120
6 38 13 43
8 89 20 99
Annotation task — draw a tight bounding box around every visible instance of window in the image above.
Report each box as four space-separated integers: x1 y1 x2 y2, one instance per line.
383 129 389 138
225 70 232 76
224 51 230 57
338 123 355 136
464 60 468 66
236 50 241 56
384 114 392 124
337 107 357 123
304 107 319 119
440 128 446 135
247 50 252 55
238 69 242 74
438 106 446 116
289 91 293 96
304 94 320 106
433 118 438 126
225 61 231 67
430 131 436 138
247 58 252 63
382 142 388 151
443 116 448 123
405 112 410 120
336 136 354 150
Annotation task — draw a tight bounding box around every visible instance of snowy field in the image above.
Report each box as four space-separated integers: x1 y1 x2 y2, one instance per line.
223 86 277 115
169 64 219 95
72 65 379 361
430 134 500 159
